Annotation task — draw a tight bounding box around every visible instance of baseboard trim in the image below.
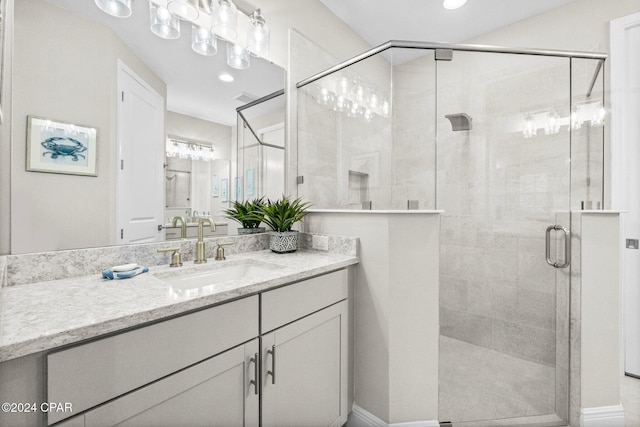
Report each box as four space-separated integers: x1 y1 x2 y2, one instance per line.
580 404 625 427
349 404 440 427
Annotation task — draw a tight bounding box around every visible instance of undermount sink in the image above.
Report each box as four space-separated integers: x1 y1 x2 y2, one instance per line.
161 261 279 298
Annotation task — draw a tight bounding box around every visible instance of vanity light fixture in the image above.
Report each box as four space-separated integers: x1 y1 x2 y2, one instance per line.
150 2 180 40
443 0 468 10
167 0 199 21
192 26 218 56
95 0 270 69
218 72 235 82
95 0 132 18
247 9 269 57
227 43 250 69
167 139 215 162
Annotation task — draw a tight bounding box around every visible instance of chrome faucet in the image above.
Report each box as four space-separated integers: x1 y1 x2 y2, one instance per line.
171 216 187 239
195 218 216 264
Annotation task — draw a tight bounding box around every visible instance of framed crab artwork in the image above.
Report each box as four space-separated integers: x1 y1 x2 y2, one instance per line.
26 116 98 176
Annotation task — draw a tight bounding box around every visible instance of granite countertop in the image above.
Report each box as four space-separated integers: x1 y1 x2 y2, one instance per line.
0 250 358 363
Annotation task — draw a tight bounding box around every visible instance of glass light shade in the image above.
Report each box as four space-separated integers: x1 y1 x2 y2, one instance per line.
545 111 560 135
316 86 336 107
227 43 250 69
247 10 269 57
192 26 218 56
150 2 180 40
523 115 536 138
95 0 132 18
443 0 468 9
212 0 238 40
166 141 179 157
168 0 199 21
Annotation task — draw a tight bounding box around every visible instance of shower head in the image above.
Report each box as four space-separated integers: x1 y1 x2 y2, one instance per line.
445 113 472 131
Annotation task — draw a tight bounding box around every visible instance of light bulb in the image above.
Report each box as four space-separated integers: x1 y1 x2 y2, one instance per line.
443 0 468 10
95 0 132 18
150 2 180 40
227 43 250 69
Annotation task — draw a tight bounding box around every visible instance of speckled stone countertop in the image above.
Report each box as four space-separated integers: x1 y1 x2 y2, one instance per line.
0 250 358 363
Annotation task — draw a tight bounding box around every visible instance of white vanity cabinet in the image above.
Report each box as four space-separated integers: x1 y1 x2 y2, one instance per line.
47 296 259 426
260 269 349 427
45 268 349 427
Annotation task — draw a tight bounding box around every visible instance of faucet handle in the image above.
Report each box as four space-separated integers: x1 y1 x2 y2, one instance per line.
215 241 234 261
157 248 183 267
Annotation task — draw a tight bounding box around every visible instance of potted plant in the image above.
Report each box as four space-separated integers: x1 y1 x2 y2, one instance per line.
223 198 266 235
260 196 312 253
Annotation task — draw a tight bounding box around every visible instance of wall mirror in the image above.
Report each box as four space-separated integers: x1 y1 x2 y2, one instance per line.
7 0 285 254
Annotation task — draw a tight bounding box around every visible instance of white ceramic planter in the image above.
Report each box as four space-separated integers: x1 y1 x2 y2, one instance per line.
269 231 299 253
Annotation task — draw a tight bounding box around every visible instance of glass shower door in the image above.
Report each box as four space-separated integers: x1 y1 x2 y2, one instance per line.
436 51 571 426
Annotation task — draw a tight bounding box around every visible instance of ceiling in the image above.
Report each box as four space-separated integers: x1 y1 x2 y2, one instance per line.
320 0 577 47
44 0 576 126
46 0 285 126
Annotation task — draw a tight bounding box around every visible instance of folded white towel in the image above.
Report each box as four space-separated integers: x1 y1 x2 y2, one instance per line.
102 266 149 280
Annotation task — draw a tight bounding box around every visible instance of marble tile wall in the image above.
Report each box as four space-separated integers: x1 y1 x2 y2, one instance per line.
436 52 573 371
297 48 440 211
391 49 437 210
0 256 6 287
298 72 394 209
2 232 357 287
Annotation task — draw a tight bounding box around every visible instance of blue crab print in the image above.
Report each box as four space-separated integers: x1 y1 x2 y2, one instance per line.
41 137 88 161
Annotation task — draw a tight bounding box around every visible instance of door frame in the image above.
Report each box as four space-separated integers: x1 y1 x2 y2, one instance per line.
610 11 640 376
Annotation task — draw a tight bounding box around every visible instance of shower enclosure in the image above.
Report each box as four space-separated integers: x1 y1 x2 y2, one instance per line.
296 41 605 426
236 90 286 202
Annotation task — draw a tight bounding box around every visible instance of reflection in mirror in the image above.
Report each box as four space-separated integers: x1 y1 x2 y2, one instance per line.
8 0 284 254
237 91 286 203
164 111 232 239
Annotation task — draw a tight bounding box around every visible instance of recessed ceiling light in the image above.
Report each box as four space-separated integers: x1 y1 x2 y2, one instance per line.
218 72 235 83
443 0 468 10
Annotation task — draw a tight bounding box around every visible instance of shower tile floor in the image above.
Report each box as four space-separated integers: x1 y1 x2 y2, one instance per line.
439 336 561 425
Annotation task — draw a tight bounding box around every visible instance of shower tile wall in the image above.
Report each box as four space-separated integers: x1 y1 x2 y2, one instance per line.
297 60 394 210
391 50 436 210
434 53 571 370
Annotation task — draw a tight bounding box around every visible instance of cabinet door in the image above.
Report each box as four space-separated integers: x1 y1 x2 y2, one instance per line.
84 339 259 427
262 301 347 427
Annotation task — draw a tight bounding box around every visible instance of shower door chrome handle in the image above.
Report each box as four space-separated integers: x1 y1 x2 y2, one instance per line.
546 225 571 269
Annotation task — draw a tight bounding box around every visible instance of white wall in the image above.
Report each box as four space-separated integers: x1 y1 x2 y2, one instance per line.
0 0 13 255
305 212 440 425
580 213 621 409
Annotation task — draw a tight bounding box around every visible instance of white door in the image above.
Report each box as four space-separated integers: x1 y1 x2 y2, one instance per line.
116 61 165 244
260 123 285 200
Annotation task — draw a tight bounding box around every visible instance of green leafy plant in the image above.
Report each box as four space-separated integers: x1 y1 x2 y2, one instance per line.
260 196 312 232
223 198 265 229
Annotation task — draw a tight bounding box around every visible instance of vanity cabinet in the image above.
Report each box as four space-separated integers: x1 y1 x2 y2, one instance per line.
45 268 349 427
260 269 349 427
47 296 259 425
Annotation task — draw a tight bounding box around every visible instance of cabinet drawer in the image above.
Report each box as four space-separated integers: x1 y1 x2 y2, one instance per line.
261 269 347 333
47 295 258 425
